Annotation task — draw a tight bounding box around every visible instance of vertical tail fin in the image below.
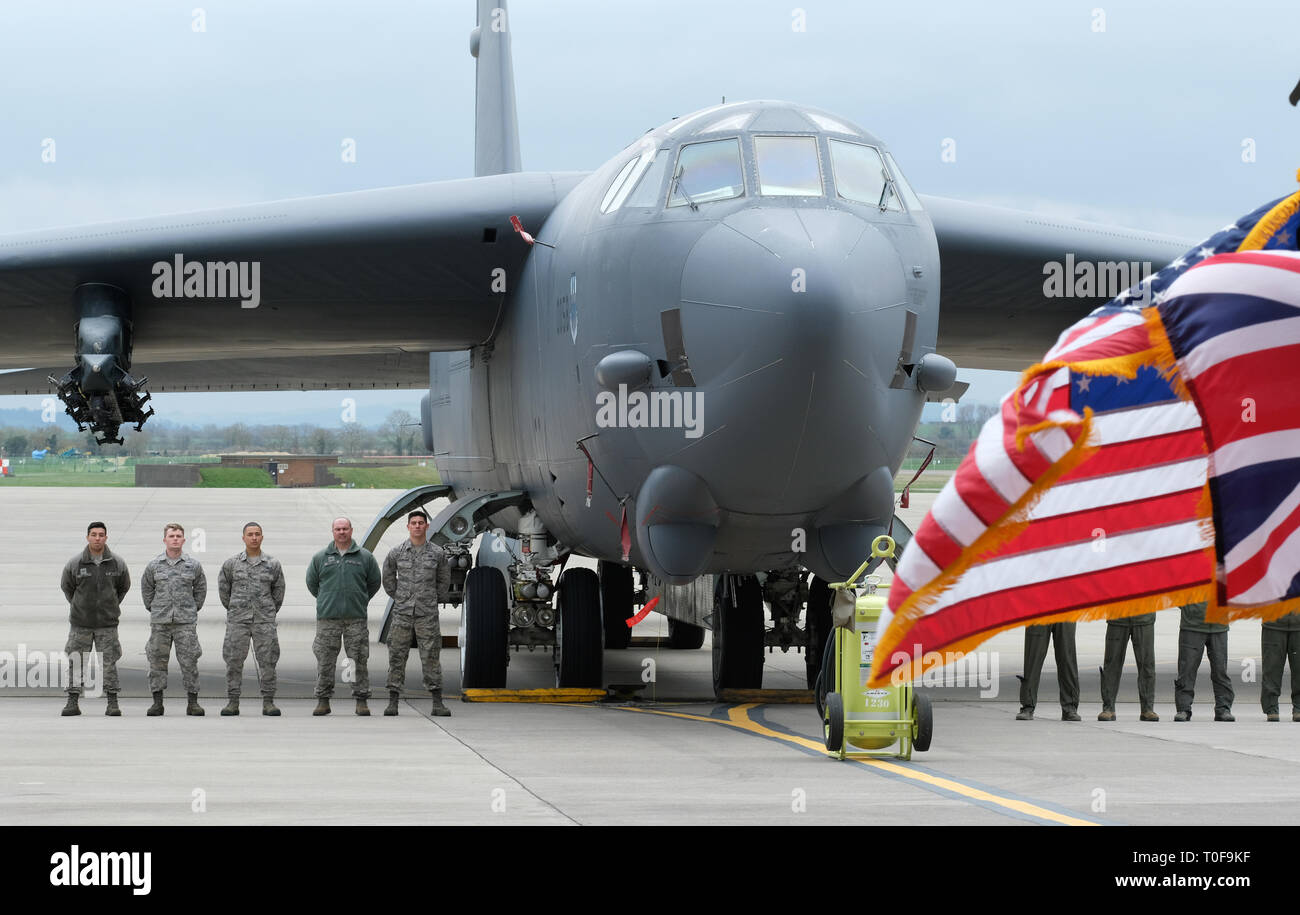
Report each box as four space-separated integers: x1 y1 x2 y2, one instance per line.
470 0 522 176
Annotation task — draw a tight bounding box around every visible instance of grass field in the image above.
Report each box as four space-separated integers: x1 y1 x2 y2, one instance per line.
328 465 441 488
197 467 274 488
0 468 135 487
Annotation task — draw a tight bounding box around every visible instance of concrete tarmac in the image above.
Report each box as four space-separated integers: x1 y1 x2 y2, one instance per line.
1 488 1297 825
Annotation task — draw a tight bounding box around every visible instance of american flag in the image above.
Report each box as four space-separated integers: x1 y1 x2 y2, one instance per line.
868 193 1300 687
1156 248 1300 614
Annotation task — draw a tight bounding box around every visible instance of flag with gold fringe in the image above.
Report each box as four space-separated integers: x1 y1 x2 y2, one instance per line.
868 186 1300 688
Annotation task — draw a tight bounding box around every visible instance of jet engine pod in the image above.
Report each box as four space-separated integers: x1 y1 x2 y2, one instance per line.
802 466 895 582
635 464 721 585
916 353 957 394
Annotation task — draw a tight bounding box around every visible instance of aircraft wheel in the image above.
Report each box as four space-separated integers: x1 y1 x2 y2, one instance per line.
825 692 844 752
598 561 633 650
460 566 508 689
667 618 705 650
804 576 833 688
556 567 603 688
914 692 934 752
711 574 765 696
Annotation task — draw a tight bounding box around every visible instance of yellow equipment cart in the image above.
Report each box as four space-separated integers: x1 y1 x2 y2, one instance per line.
818 535 933 760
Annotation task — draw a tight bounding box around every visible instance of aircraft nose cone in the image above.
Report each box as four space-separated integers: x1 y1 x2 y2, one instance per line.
672 207 917 514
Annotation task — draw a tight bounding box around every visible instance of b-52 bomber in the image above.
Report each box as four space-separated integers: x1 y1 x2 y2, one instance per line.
0 2 1189 695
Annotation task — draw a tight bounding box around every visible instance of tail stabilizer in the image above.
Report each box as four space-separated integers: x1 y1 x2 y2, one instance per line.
470 0 522 176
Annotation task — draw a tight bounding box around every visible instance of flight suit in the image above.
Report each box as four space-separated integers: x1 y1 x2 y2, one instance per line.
1100 612 1156 716
1262 611 1300 718
1018 622 1079 717
1173 602 1232 718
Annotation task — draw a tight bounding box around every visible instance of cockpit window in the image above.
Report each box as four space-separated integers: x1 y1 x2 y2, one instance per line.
668 138 744 208
600 157 642 213
884 152 924 212
755 136 823 196
829 139 902 211
622 149 670 208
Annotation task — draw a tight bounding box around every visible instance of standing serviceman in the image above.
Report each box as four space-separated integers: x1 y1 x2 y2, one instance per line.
1262 610 1300 722
306 517 381 716
60 521 130 716
218 522 286 717
382 510 452 717
1098 611 1158 722
141 523 208 716
1015 622 1080 721
1173 601 1234 722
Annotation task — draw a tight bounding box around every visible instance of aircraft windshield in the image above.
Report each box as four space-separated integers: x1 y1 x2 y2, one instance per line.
755 136 823 196
829 139 902 211
668 138 744 207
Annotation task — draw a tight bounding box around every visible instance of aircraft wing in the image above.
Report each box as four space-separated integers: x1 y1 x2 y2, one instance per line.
0 171 586 394
922 195 1197 371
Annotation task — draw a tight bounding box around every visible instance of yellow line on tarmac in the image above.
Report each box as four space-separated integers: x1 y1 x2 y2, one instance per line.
616 703 1100 827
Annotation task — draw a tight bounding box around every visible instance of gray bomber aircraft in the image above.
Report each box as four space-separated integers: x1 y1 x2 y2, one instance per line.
0 2 1190 694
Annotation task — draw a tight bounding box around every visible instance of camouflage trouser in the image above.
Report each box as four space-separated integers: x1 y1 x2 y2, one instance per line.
386 611 443 693
223 616 280 698
64 625 121 696
147 623 202 694
313 619 369 699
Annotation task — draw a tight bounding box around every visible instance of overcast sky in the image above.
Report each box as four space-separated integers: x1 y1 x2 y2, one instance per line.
3 0 1299 418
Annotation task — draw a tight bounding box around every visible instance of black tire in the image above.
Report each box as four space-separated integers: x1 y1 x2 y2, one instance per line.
667 618 705 650
598 561 633 650
825 692 844 752
804 576 833 688
711 574 765 696
460 566 508 689
556 567 603 688
914 692 933 752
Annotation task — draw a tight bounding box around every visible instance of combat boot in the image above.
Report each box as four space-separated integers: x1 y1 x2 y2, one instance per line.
147 691 165 716
221 695 240 716
262 697 280 716
61 694 81 717
313 698 331 716
430 691 451 717
186 693 205 716
355 698 371 716
384 692 400 716
105 693 120 717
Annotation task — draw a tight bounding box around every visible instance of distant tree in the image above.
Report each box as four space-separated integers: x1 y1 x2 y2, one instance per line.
3 433 28 457
309 427 336 455
380 410 418 456
338 422 367 457
226 422 251 450
264 424 293 452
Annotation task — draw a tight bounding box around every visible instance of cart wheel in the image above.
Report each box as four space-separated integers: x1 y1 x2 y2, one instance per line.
825 692 844 752
913 692 933 752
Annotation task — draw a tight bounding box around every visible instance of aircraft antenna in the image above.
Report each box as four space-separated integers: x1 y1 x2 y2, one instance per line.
470 0 522 176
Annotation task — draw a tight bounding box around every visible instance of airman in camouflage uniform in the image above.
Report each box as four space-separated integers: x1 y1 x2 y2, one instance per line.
382 510 451 717
60 521 130 716
218 522 286 717
306 517 382 716
141 523 207 716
